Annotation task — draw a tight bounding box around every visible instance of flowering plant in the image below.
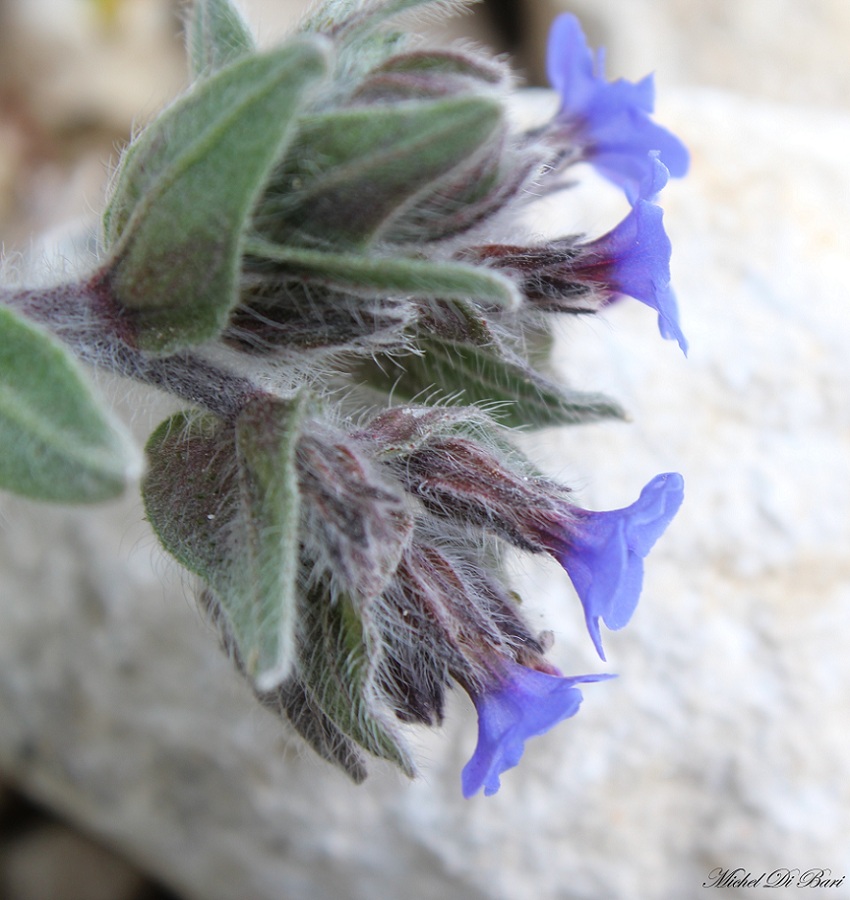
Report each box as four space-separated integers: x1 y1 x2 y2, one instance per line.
0 0 686 796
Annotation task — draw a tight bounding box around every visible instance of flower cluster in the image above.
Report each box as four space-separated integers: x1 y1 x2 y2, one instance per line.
2 0 688 798
371 420 683 793
141 4 689 797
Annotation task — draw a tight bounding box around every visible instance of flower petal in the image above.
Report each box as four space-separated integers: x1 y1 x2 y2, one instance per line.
556 473 684 659
547 13 689 197
462 662 614 797
654 285 688 355
576 178 688 354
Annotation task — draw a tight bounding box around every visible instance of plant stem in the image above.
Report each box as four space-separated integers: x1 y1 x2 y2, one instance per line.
1 276 259 421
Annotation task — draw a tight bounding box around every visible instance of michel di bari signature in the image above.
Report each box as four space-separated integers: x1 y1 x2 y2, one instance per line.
704 868 845 889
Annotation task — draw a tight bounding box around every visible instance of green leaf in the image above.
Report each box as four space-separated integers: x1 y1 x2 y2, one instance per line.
300 584 415 777
374 48 505 84
233 395 305 689
185 0 257 79
256 96 504 247
143 394 306 690
0 306 138 503
360 333 626 428
142 410 237 580
105 37 329 353
244 238 519 309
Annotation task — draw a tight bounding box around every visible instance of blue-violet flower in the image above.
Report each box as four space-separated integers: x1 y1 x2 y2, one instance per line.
462 660 615 797
547 13 689 199
389 433 684 660
546 473 685 660
575 153 687 353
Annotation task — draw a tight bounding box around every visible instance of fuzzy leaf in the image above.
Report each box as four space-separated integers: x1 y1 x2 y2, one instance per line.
374 49 506 85
143 395 305 689
361 335 626 428
0 306 138 503
224 277 411 352
142 411 237 579
256 96 503 247
298 1 476 91
244 238 519 308
300 584 416 777
232 395 305 689
185 0 257 78
105 38 329 353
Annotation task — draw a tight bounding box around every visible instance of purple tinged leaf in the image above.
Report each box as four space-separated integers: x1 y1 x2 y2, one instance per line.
297 424 414 600
462 661 614 798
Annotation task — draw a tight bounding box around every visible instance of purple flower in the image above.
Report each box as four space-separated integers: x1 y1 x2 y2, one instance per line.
462 661 614 797
548 473 684 660
575 156 688 354
547 13 689 198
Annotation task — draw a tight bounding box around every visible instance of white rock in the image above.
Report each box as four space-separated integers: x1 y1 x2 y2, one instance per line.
1 83 848 900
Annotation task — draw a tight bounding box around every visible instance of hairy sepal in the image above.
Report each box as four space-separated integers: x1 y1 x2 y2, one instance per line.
298 584 416 778
301 0 469 39
360 302 625 427
297 425 414 599
268 679 371 783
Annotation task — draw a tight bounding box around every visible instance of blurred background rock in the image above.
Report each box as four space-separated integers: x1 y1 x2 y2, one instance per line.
1 1 848 899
